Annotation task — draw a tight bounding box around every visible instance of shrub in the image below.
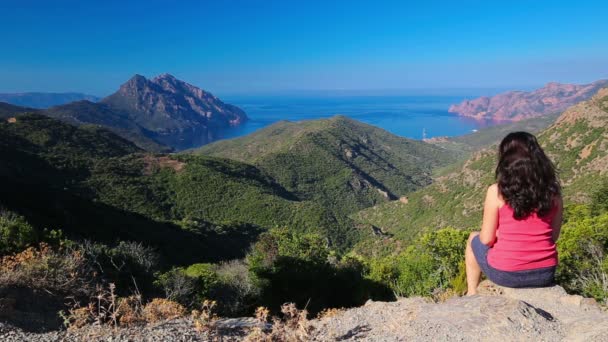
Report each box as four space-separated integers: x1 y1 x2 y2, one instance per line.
0 210 37 255
556 211 608 303
142 298 186 323
110 241 159 273
192 299 218 332
0 243 94 297
247 227 384 315
60 304 95 330
117 295 145 326
392 248 439 297
154 263 219 309
154 268 199 307
365 227 469 298
591 178 608 215
79 240 160 296
245 303 312 342
213 259 260 316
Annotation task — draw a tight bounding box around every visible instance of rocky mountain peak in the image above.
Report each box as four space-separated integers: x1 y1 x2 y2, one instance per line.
154 72 177 81
97 74 247 149
124 74 147 86
449 79 608 121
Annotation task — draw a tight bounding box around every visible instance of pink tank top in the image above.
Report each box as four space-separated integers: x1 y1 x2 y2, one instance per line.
487 203 558 271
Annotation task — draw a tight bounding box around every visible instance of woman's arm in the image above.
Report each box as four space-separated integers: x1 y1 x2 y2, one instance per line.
479 184 500 246
551 196 563 243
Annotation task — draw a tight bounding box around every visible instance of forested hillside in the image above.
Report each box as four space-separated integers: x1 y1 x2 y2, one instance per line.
0 114 356 263
2 91 607 333
354 88 608 244
0 102 37 119
198 115 457 226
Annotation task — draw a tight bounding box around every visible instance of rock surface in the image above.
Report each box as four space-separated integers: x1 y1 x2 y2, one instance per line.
310 281 608 341
449 80 608 121
2 281 607 341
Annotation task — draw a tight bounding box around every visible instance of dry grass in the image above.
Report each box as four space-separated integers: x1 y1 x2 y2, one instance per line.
117 295 145 326
316 307 344 319
192 299 218 332
143 298 187 323
61 283 187 330
431 288 459 303
0 243 94 297
245 303 313 342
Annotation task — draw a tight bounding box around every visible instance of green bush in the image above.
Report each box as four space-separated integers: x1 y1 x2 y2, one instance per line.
154 263 219 308
79 240 160 296
590 178 608 215
0 211 37 255
247 227 388 315
365 227 469 297
557 210 608 303
212 260 261 316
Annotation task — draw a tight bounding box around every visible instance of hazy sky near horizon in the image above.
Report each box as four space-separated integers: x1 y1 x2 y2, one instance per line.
1 0 607 96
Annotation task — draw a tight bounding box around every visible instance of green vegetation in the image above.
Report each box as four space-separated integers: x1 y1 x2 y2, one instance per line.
43 101 170 152
363 227 469 297
247 227 391 315
2 88 608 325
0 211 38 255
353 92 608 246
429 113 559 156
0 102 37 119
555 180 608 303
0 114 360 262
199 116 458 237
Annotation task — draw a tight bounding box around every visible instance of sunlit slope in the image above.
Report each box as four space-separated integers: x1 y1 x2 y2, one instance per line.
198 115 458 219
0 114 356 261
354 88 608 242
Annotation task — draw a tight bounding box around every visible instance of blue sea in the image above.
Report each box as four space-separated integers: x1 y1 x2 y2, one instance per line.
217 95 495 141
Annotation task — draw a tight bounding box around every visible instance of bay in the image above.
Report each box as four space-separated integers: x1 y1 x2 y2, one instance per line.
217 95 495 141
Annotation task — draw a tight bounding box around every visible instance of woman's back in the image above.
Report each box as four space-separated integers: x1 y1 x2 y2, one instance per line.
487 203 558 271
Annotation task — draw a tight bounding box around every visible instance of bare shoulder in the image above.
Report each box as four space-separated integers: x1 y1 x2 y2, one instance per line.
487 183 498 193
486 183 504 207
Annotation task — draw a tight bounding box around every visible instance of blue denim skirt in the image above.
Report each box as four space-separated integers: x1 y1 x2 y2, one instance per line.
471 235 556 288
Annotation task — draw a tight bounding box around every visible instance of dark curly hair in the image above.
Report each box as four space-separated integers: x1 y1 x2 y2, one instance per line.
495 132 561 219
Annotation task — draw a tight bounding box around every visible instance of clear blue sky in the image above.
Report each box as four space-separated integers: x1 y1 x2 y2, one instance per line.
1 0 607 96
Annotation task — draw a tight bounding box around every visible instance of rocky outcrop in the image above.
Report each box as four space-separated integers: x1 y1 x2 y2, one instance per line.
311 281 608 341
2 281 606 341
100 74 247 149
449 80 608 121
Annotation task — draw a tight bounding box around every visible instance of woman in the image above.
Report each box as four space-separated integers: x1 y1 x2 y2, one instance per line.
465 132 562 295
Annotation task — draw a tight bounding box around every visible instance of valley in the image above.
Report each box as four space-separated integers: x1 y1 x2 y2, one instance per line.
1 82 607 339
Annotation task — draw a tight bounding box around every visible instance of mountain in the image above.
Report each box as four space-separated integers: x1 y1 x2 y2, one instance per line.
448 79 608 121
0 102 37 119
0 114 357 261
354 87 608 243
100 73 247 149
197 115 458 228
42 100 170 152
0 92 98 108
426 113 559 156
29 74 247 151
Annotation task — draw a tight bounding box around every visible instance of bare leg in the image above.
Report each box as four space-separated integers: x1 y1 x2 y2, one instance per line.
465 232 481 296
